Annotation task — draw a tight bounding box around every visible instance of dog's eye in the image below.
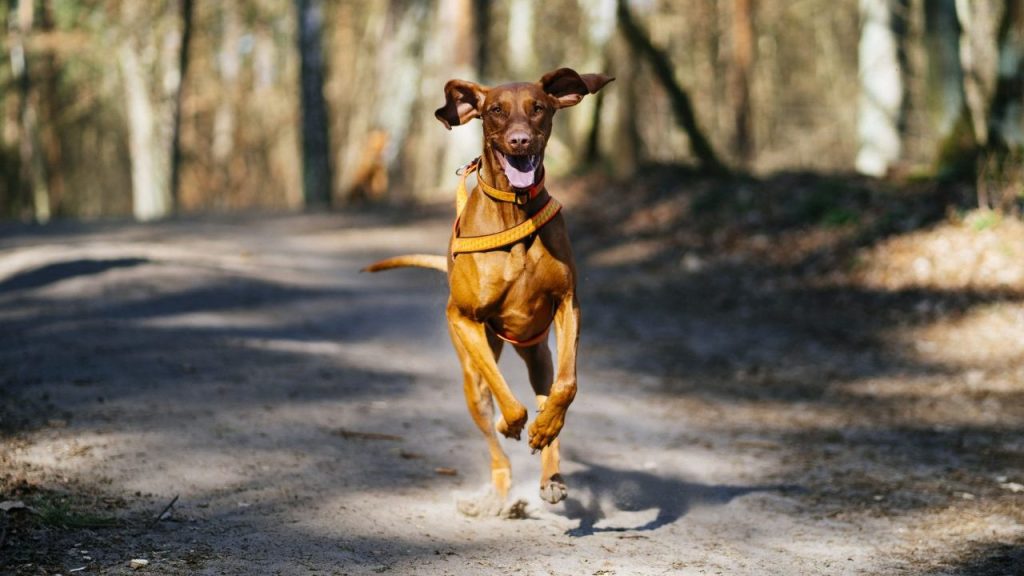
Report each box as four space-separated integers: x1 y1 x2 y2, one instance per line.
532 103 546 114
488 105 504 117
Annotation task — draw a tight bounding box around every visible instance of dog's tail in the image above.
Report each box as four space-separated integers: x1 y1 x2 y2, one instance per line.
362 254 447 273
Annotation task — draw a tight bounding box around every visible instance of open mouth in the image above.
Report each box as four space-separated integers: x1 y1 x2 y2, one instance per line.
496 151 541 188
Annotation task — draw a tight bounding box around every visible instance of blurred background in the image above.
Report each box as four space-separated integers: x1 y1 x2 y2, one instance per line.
0 0 1020 223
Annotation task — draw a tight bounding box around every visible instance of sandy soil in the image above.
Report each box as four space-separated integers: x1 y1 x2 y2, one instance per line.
1 183 1022 575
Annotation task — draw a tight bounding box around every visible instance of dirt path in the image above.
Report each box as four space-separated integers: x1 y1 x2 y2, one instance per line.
1 206 1022 575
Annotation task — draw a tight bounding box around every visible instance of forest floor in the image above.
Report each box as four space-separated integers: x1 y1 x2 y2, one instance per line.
1 169 1023 575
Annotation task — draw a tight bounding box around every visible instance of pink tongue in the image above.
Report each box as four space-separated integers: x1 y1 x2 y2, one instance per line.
505 165 536 188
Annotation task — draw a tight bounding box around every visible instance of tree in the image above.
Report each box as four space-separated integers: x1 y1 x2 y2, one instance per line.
10 0 51 222
924 0 976 177
978 0 1024 211
731 0 756 166
169 0 194 208
296 0 332 209
988 0 1024 153
856 0 909 177
118 1 190 221
616 0 726 173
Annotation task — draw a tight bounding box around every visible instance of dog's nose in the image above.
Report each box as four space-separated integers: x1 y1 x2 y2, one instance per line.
506 130 532 151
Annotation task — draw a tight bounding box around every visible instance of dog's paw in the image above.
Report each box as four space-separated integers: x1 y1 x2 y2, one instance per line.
539 474 567 504
496 406 528 440
527 408 564 450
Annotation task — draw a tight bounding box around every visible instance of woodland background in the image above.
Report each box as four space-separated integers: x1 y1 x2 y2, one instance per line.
1 0 1021 222
3 2 1024 573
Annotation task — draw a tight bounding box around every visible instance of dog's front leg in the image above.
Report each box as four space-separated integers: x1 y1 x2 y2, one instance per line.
528 292 579 450
447 303 529 440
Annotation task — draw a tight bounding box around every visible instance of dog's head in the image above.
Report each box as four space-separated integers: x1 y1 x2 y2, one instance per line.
435 68 614 188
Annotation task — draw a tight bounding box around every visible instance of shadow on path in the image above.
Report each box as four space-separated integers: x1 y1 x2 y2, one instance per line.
560 459 798 536
0 258 149 292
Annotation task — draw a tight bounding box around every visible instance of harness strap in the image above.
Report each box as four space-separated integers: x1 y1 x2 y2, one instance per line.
451 198 561 254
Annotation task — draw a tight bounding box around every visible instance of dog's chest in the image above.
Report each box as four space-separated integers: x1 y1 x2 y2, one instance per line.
454 237 564 318
502 244 527 282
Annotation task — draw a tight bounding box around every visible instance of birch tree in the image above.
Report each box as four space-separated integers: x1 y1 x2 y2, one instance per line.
118 1 189 221
855 0 909 177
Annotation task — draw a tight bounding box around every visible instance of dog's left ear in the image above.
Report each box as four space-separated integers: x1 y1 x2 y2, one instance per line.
435 79 489 130
539 68 615 109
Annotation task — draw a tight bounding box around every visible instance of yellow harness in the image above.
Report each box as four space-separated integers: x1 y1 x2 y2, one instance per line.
451 157 562 255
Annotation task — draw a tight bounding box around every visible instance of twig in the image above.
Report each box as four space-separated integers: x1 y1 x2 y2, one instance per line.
331 428 403 442
149 494 178 527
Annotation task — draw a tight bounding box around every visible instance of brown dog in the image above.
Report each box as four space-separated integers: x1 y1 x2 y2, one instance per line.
366 68 613 510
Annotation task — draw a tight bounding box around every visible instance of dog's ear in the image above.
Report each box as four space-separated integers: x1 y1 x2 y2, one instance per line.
435 79 488 129
539 68 615 109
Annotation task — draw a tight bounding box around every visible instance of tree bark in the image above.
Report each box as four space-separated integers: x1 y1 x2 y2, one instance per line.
855 0 909 177
616 0 726 174
296 0 333 209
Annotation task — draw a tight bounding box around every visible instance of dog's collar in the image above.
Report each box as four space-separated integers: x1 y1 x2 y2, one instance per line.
456 156 545 209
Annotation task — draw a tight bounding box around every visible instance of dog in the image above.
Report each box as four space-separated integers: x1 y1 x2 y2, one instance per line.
365 68 613 511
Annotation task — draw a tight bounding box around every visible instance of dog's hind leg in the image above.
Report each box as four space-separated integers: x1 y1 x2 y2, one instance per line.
449 322 512 501
516 342 567 504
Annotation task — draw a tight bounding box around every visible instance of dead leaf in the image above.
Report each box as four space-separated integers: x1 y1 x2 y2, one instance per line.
434 467 458 476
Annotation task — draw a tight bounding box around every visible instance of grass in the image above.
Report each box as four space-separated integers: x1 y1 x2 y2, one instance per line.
29 493 119 529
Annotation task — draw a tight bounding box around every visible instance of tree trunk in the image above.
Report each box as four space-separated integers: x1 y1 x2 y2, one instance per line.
169 0 194 209
855 0 909 177
473 0 492 81
118 1 186 221
296 0 333 209
37 0 64 218
12 0 51 223
573 0 616 167
956 0 999 147
120 45 171 221
616 0 726 174
925 0 976 176
731 0 755 166
988 0 1024 152
978 0 1024 211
